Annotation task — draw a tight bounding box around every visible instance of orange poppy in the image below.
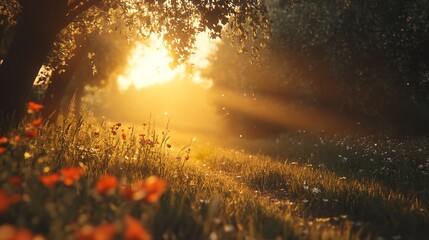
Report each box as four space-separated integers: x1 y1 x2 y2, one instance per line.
30 118 43 127
141 176 167 203
39 174 59 188
27 102 44 113
96 175 119 194
25 129 37 139
0 224 34 240
0 147 6 154
8 176 23 186
0 190 21 213
124 215 152 240
60 167 85 186
76 224 116 240
122 176 167 203
0 137 9 144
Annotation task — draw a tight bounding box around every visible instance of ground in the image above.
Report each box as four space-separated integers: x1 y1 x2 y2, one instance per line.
0 112 428 239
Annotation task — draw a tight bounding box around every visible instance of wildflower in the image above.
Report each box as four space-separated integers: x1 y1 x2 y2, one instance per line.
121 187 134 200
24 152 32 159
8 176 23 186
124 215 152 240
311 187 321 194
96 175 119 194
60 167 85 186
30 118 43 127
0 147 6 154
27 101 44 113
139 176 167 203
25 129 37 139
0 137 9 144
0 224 34 240
224 224 235 232
76 224 116 240
39 174 59 188
122 176 167 203
0 190 21 213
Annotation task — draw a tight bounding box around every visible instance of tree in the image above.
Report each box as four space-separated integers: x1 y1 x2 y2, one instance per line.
0 0 270 130
204 0 429 136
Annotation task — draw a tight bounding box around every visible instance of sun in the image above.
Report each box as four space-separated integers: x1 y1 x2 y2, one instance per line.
117 36 179 90
117 33 219 91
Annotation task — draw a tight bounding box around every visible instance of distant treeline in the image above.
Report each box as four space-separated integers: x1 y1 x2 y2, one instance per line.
205 0 429 137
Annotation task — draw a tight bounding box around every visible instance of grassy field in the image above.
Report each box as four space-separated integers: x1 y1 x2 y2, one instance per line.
0 108 428 239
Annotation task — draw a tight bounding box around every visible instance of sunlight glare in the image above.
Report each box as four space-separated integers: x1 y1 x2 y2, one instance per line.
117 37 178 90
117 33 218 91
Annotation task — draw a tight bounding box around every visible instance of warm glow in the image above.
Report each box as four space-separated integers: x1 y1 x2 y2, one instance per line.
117 33 218 91
117 36 179 90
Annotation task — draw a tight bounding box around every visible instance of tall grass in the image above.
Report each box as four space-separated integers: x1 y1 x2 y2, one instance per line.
0 107 428 239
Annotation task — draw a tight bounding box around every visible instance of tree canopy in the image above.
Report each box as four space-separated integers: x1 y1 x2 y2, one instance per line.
0 0 270 129
205 0 429 136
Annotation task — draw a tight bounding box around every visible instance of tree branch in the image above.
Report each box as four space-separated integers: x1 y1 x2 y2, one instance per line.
59 0 102 30
66 0 86 13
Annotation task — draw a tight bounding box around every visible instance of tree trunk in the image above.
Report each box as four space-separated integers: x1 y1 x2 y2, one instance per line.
0 0 67 131
42 37 89 123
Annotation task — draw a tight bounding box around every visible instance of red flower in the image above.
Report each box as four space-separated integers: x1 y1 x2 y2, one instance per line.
124 215 152 240
8 176 23 186
96 175 119 194
76 224 116 240
25 129 37 139
27 101 44 113
122 176 167 203
60 167 85 186
30 118 43 127
0 147 6 154
13 136 20 143
121 187 134 200
0 137 9 144
39 174 59 188
0 225 35 240
0 190 21 213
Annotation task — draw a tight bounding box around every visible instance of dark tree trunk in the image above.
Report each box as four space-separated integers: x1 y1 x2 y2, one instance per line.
42 37 89 123
0 0 67 131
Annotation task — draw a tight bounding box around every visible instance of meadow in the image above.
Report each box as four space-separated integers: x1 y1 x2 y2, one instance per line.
0 104 428 240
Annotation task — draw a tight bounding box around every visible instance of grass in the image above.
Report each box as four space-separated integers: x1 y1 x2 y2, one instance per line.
0 108 428 239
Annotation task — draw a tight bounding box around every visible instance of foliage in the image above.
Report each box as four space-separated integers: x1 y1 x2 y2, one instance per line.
204 0 429 136
0 0 271 68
